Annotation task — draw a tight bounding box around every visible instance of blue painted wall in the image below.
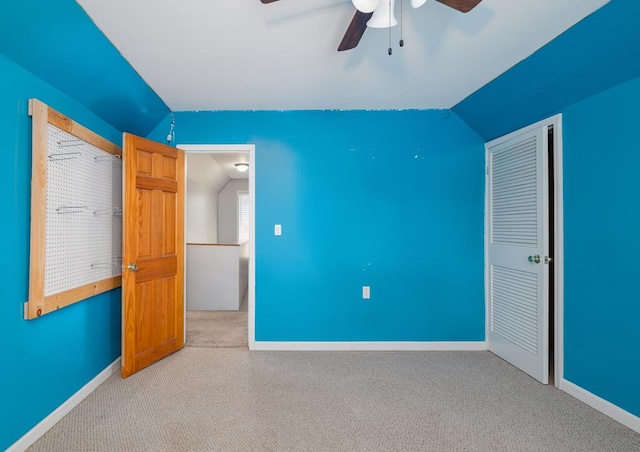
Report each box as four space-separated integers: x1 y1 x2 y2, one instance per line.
0 53 122 450
453 0 640 142
148 110 486 342
562 75 640 417
451 0 640 419
0 0 170 137
3 0 636 445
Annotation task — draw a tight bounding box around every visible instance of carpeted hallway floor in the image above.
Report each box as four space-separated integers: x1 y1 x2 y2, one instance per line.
28 349 640 451
185 310 248 348
185 290 248 348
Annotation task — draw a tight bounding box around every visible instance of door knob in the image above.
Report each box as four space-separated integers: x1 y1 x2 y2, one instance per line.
528 255 541 264
127 263 139 272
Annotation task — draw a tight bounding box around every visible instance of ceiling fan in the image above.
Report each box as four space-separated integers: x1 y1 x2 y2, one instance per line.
259 0 483 52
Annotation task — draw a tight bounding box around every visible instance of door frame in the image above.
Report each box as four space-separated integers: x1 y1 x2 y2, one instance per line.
484 114 564 386
178 144 256 350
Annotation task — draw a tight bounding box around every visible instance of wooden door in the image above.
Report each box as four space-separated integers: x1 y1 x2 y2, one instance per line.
486 124 549 384
122 133 185 378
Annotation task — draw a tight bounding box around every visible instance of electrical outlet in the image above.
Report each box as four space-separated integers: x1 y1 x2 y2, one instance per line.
362 286 370 299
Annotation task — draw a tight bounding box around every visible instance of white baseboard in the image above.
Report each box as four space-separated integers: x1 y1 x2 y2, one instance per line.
252 341 487 351
7 357 121 452
560 378 640 434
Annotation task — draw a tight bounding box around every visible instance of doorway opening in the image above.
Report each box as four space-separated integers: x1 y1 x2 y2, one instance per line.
178 144 256 350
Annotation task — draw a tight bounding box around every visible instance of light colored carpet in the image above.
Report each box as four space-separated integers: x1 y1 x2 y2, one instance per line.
29 349 640 451
186 310 248 348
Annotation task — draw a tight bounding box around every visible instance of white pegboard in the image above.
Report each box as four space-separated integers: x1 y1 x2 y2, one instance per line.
44 124 122 297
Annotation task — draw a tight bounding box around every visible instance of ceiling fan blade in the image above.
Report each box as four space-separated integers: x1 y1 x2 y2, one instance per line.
260 0 280 3
435 0 482 13
338 11 373 52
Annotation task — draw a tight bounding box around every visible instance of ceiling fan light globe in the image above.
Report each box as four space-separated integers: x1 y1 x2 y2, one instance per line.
411 0 427 8
352 0 380 14
366 0 398 28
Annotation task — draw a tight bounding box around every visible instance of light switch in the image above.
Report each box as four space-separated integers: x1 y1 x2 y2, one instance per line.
362 286 370 299
274 224 282 236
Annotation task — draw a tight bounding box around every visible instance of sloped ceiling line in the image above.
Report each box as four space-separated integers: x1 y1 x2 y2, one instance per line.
0 0 614 134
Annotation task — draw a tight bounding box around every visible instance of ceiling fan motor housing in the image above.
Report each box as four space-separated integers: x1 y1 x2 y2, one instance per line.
352 0 380 13
367 0 398 28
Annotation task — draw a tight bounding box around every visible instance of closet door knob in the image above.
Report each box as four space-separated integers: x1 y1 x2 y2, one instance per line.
127 263 139 272
528 255 541 264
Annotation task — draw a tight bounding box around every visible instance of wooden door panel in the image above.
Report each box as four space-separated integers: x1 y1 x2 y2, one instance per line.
137 176 178 192
135 256 178 282
163 192 177 255
122 133 184 378
136 278 178 348
135 280 154 349
137 151 153 175
137 189 153 259
162 155 177 180
160 276 177 339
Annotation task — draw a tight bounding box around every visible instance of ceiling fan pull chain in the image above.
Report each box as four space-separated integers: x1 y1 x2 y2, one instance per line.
388 0 393 55
399 0 404 47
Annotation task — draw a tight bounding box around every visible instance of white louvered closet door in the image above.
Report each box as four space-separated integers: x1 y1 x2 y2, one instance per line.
487 125 549 384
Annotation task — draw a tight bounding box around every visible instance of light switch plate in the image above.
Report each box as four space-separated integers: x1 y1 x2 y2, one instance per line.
362 286 370 299
274 224 282 236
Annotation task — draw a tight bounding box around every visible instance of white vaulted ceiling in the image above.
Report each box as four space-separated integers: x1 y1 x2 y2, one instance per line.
75 0 609 112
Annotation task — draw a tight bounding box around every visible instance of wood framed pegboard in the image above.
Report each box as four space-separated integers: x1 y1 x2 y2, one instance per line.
25 99 123 319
